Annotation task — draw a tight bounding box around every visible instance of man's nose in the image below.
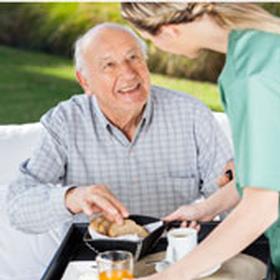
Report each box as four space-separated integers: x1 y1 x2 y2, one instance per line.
119 62 137 79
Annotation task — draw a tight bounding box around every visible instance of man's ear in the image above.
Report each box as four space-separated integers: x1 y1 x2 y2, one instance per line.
76 71 92 95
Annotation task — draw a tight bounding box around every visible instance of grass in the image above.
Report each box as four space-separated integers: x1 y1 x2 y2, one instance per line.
0 45 223 124
151 74 222 112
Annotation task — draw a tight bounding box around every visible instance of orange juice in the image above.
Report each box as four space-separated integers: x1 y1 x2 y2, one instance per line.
99 269 133 280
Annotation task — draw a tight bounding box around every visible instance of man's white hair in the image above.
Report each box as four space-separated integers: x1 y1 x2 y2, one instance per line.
74 23 148 76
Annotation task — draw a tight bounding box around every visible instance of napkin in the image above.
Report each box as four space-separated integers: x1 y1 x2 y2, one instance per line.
61 261 98 280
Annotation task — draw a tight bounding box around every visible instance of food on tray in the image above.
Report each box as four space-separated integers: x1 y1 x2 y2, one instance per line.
89 216 148 238
90 216 104 233
108 219 148 238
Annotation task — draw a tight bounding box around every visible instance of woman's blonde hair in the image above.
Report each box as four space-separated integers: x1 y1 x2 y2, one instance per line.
121 3 280 35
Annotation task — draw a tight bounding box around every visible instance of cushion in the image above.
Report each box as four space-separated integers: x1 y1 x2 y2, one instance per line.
0 190 59 279
213 112 233 148
0 123 42 185
0 123 60 279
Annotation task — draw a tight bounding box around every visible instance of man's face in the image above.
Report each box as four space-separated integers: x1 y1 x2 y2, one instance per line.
81 29 150 118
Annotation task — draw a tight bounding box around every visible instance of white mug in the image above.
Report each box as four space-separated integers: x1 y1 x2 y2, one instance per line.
166 227 198 263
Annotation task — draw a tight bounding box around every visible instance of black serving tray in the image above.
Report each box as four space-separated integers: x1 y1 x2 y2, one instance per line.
41 221 277 280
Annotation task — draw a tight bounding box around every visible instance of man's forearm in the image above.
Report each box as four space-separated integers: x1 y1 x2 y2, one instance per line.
7 180 73 234
165 188 278 280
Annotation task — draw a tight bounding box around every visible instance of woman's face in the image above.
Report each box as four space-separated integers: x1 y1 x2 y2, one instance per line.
139 23 202 59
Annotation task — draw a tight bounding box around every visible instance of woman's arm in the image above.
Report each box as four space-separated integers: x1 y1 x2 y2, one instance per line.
202 180 240 218
157 187 279 280
164 180 240 223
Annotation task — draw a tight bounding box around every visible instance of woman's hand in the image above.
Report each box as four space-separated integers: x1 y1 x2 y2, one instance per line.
164 202 214 221
163 202 215 230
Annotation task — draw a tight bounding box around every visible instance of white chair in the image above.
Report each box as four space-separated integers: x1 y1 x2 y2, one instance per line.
213 112 233 148
0 123 60 280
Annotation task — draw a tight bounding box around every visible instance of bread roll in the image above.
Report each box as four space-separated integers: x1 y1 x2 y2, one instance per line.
89 216 148 238
89 216 105 232
108 219 148 238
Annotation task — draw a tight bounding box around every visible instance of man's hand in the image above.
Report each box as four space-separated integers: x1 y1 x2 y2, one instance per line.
65 185 129 224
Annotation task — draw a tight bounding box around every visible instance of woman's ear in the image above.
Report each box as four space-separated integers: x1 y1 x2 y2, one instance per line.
159 24 181 39
76 71 92 95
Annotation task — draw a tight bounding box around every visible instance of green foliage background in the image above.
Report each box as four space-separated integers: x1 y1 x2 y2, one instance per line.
1 3 279 82
0 45 222 124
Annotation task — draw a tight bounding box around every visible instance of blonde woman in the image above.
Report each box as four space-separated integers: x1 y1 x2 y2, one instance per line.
122 3 280 279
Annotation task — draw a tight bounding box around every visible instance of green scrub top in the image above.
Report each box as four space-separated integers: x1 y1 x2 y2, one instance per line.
218 29 280 276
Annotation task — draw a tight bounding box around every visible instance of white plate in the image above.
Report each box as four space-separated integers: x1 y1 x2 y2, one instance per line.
155 260 221 278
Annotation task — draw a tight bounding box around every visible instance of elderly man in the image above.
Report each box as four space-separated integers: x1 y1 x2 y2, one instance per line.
7 23 232 234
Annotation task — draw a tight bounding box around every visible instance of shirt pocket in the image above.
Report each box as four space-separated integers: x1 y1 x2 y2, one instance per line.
168 176 199 205
127 176 200 218
154 176 199 214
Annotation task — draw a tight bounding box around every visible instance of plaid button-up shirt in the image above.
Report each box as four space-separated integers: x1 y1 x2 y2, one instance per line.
7 86 232 233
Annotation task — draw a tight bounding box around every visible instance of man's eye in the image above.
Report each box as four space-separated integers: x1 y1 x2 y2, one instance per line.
130 54 138 60
104 62 114 69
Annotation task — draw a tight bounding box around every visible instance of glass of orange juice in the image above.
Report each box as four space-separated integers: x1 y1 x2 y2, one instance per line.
96 250 134 280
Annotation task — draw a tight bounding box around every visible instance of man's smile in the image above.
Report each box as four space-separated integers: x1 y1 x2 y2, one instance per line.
118 82 141 94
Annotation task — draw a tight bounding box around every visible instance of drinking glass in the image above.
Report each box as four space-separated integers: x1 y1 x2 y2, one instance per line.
96 250 133 280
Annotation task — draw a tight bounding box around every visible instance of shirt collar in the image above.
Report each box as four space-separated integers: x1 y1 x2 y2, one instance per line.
141 95 153 127
91 94 153 130
91 96 110 128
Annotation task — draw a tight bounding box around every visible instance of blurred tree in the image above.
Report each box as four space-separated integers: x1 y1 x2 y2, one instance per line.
0 3 279 82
